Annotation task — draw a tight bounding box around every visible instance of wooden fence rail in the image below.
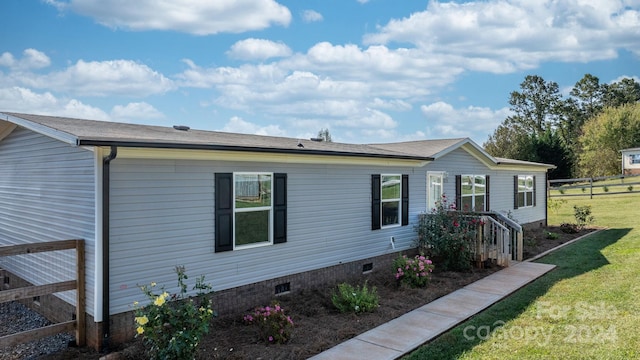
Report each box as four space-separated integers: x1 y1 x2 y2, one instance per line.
549 174 640 199
0 239 85 348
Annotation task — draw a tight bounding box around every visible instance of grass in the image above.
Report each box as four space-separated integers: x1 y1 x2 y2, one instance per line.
405 192 640 359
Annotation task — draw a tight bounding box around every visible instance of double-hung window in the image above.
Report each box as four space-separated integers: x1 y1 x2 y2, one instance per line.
514 175 536 209
459 175 486 212
215 172 287 252
234 173 272 247
631 154 640 164
371 174 409 230
381 175 401 227
517 175 534 208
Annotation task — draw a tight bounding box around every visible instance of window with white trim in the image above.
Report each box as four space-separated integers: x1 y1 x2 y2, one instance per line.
631 154 640 164
460 175 486 212
517 175 534 208
381 174 401 227
234 173 273 247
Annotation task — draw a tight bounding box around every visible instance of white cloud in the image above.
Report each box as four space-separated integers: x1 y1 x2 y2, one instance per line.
219 116 287 137
0 86 109 120
0 49 51 70
227 38 292 61
39 59 174 97
364 0 640 73
302 10 323 23
420 101 511 143
111 102 165 121
51 0 291 35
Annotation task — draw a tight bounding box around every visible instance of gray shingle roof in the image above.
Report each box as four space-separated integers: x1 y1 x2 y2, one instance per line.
2 112 431 161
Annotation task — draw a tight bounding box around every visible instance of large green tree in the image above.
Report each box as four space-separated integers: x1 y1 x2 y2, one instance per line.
578 103 640 177
485 74 640 179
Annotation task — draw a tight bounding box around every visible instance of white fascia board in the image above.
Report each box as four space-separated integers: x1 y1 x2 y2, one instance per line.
113 146 431 167
0 113 79 146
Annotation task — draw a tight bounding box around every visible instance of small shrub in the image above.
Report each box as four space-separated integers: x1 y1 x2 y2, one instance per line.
558 188 565 195
133 266 214 360
393 254 435 288
331 282 379 314
560 223 579 234
603 185 609 193
547 198 567 215
573 205 594 230
628 185 634 192
545 231 560 240
244 302 294 344
581 187 586 193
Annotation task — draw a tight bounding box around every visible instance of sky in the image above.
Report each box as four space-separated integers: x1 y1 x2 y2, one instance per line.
1 0 639 145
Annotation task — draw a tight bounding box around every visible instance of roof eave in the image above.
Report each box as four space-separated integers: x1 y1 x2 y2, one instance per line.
77 139 434 162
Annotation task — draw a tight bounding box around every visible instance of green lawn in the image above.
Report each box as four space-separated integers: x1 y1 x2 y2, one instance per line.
406 192 640 359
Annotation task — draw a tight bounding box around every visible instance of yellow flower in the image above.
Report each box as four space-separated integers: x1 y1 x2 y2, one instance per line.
150 282 157 287
136 326 144 335
135 315 149 325
161 291 169 299
154 295 166 306
133 301 139 306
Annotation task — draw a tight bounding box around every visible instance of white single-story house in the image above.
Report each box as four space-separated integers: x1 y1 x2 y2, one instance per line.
0 112 554 349
621 147 640 175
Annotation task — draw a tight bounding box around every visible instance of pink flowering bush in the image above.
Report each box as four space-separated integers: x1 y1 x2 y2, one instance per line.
415 194 484 271
244 302 294 344
393 254 435 288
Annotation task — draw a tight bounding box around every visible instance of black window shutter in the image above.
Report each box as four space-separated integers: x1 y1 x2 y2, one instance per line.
273 173 287 244
371 175 381 230
215 173 233 252
485 175 490 211
401 174 409 226
455 175 462 210
533 175 537 207
513 175 519 210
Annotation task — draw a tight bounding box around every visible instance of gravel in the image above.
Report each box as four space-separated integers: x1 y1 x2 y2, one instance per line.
0 301 74 360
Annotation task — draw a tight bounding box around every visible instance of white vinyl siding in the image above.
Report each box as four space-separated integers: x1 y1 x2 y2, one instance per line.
427 148 548 225
0 127 96 315
107 159 423 314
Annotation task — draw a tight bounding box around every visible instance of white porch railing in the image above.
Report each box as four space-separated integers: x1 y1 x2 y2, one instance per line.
471 213 523 267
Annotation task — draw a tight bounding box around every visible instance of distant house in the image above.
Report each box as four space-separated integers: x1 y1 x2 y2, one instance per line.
0 112 554 349
621 147 640 175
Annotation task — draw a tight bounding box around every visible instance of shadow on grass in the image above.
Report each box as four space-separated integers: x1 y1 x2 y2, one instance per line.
405 228 630 360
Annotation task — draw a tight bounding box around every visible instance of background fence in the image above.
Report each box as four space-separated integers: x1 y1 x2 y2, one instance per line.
548 174 640 199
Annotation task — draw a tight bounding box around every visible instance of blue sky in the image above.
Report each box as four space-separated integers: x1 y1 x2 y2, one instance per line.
1 0 639 145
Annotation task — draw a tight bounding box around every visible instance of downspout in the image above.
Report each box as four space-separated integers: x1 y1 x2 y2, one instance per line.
101 146 117 352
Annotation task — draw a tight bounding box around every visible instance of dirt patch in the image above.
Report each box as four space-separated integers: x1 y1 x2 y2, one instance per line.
38 225 595 360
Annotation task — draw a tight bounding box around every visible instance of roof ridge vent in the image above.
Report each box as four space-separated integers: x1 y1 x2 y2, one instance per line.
310 137 323 142
173 125 190 131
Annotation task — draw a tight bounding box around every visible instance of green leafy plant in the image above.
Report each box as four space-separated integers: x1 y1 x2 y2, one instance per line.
393 254 435 288
331 282 379 314
558 188 566 195
547 198 567 215
415 194 483 271
545 231 560 240
133 266 215 360
628 185 634 192
573 204 594 230
243 302 294 344
603 185 609 192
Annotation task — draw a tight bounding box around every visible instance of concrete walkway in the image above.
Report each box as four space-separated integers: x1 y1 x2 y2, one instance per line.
310 261 556 360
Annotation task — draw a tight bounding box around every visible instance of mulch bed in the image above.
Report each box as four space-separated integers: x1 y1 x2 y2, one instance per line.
35 225 594 360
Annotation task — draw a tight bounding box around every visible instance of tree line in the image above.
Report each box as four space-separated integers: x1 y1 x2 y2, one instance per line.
483 74 640 179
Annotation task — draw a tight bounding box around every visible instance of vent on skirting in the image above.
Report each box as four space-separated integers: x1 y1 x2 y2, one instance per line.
275 282 291 295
